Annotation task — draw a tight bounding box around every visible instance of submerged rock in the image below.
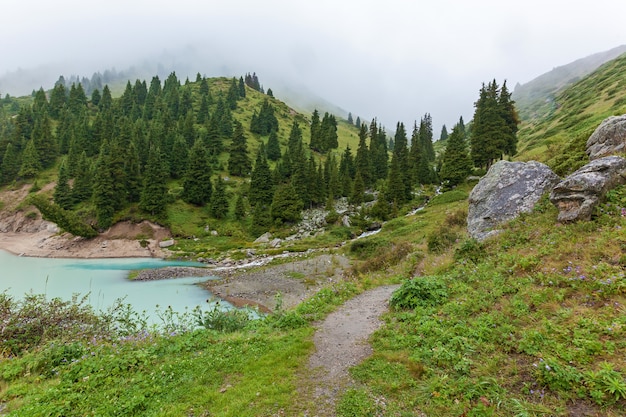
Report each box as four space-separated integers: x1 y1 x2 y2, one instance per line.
468 160 560 241
550 156 626 222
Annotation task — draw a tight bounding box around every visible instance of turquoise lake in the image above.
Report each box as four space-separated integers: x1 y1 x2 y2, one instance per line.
0 250 220 320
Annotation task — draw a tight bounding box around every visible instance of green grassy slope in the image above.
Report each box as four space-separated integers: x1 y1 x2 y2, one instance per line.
513 45 626 121
515 53 626 175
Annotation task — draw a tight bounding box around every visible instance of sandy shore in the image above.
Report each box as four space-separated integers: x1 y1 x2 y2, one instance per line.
0 226 166 259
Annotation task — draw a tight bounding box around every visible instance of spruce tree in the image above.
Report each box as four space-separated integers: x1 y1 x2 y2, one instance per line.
271 181 303 225
72 151 92 204
92 141 116 228
0 143 20 184
54 159 73 209
350 169 365 206
140 145 168 217
309 109 321 152
266 129 281 161
499 80 520 156
124 141 142 203
249 144 274 207
234 191 247 220
439 124 449 142
440 121 473 188
18 140 40 178
354 123 372 188
228 121 251 177
32 114 57 168
210 177 229 219
49 83 67 119
170 135 190 179
182 139 213 206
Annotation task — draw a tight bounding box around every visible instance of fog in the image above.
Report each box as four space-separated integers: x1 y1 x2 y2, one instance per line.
1 0 625 133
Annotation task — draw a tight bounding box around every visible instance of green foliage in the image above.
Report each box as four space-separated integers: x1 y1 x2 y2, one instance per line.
427 225 458 254
29 194 97 238
0 292 103 355
390 276 449 309
270 182 303 224
194 301 254 333
336 388 381 416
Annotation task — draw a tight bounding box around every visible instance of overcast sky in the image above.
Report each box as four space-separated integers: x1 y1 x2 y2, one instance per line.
1 0 625 133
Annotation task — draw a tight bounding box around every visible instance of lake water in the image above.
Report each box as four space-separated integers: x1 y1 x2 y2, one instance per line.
0 250 220 321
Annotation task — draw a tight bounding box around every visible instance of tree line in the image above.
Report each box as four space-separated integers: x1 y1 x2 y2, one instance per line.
0 73 518 236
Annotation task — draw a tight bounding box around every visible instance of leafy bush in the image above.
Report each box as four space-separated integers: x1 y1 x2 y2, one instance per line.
194 301 254 332
427 226 458 254
0 293 104 355
454 238 486 264
390 276 449 310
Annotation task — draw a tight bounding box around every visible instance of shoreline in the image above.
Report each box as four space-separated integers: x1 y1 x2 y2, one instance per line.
0 228 166 260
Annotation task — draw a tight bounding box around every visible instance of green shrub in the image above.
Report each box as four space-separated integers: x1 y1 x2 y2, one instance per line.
194 301 254 333
454 238 486 264
390 276 449 309
427 226 458 254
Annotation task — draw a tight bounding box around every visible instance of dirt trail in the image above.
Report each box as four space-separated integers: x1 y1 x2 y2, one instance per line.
300 284 400 416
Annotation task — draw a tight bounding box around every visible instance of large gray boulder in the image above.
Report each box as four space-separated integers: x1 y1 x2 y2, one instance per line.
586 115 626 160
550 156 626 222
468 160 560 241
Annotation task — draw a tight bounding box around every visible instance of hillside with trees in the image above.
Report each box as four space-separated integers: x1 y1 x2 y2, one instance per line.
3 51 626 415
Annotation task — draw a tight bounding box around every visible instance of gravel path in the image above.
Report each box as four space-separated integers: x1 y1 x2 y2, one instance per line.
301 284 400 416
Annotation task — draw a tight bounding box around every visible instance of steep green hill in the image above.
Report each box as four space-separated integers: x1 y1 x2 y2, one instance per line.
516 52 626 175
513 44 626 122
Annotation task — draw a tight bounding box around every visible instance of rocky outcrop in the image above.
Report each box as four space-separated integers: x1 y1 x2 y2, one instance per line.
550 156 626 222
468 160 560 240
586 115 626 160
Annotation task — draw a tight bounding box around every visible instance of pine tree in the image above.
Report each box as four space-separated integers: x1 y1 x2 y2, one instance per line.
249 144 274 207
71 151 92 204
470 80 511 169
350 169 365 206
354 123 372 188
49 83 67 119
124 141 142 203
210 177 229 219
238 77 246 98
439 124 449 142
499 80 520 156
92 141 116 228
54 159 73 209
32 113 57 168
228 121 251 177
182 139 213 206
320 112 338 152
309 109 322 152
271 181 303 225
266 129 281 161
369 120 388 182
234 191 247 220
347 112 353 125
18 140 40 178
170 135 190 179
226 77 239 109
0 143 20 184
140 145 168 217
391 122 411 201
440 121 473 188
